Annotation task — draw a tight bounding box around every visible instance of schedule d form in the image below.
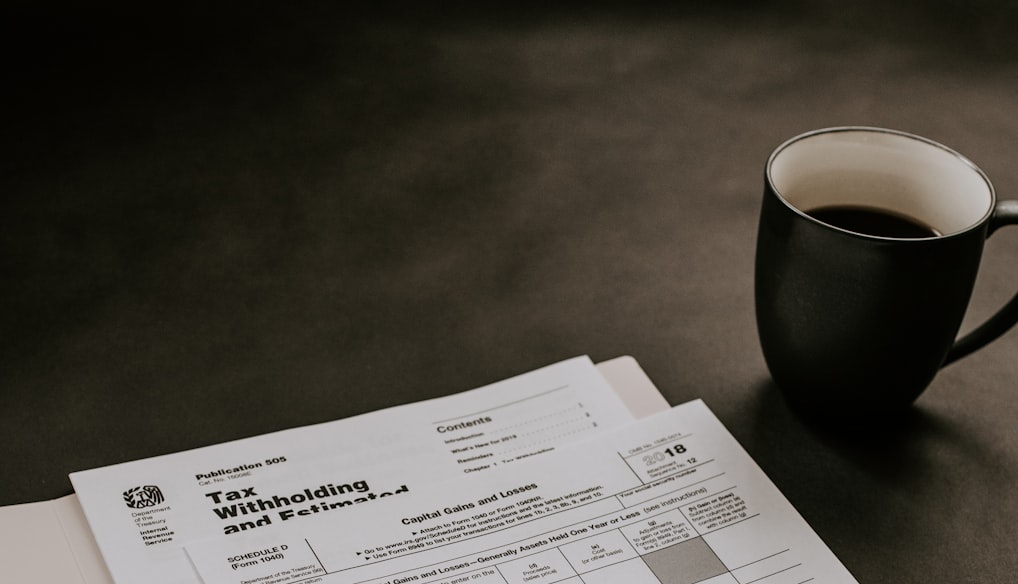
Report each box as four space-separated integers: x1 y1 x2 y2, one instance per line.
186 400 858 584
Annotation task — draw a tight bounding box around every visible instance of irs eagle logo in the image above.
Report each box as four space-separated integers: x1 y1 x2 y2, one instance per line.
123 485 165 509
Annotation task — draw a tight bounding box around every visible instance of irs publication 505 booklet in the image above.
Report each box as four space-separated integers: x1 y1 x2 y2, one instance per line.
70 357 644 584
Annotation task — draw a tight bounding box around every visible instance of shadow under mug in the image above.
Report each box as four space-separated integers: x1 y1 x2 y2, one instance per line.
755 127 1018 418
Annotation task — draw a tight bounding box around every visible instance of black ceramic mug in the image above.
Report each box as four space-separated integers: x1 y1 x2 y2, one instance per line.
755 127 1018 418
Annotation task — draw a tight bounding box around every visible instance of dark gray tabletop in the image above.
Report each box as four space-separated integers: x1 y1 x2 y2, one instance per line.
3 3 1017 582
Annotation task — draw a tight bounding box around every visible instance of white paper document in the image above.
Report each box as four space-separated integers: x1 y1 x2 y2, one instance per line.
69 357 643 584
187 400 858 584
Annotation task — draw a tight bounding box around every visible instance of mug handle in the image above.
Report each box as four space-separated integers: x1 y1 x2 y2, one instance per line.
944 199 1018 365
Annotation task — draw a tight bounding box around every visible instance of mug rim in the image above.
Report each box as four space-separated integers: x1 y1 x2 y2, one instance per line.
765 126 996 241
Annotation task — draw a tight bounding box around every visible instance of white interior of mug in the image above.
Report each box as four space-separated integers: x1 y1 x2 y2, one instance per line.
767 127 994 236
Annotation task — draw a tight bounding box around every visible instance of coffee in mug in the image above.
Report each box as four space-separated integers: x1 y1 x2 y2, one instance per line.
805 205 940 238
755 127 1018 419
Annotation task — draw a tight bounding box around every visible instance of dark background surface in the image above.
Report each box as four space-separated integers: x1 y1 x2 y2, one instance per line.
3 2 1017 582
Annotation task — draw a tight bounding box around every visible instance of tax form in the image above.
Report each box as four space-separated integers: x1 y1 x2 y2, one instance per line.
69 357 643 584
186 400 858 584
